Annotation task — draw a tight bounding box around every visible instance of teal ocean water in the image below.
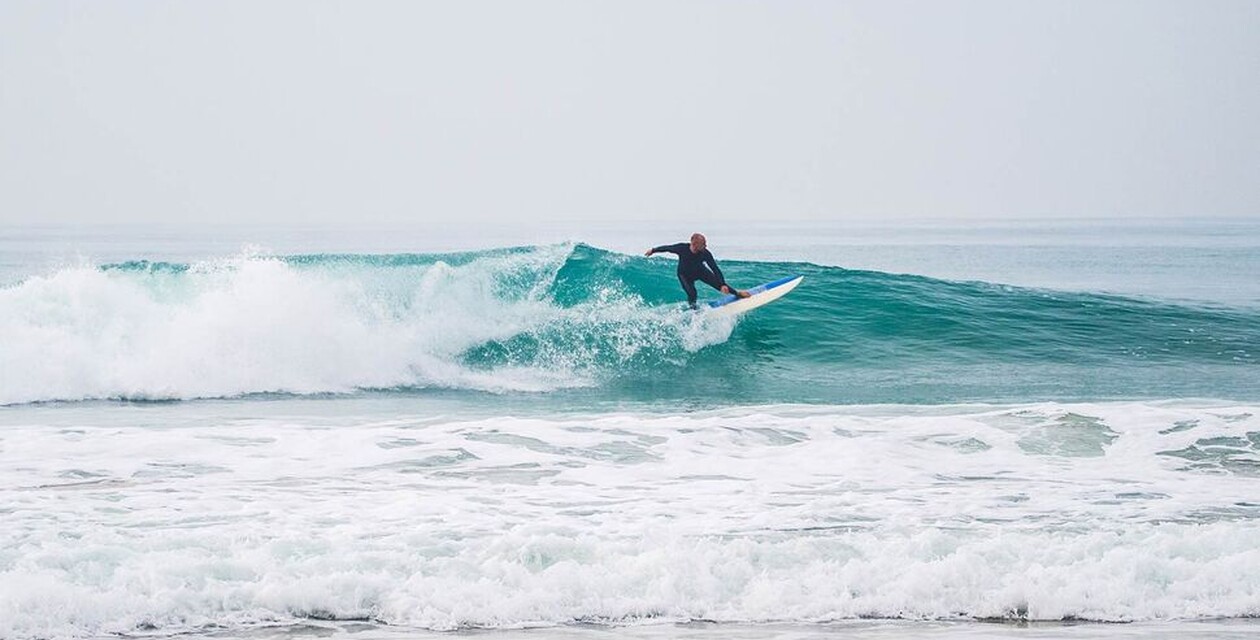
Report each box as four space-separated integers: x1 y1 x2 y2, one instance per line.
1 222 1258 639
2 241 1256 407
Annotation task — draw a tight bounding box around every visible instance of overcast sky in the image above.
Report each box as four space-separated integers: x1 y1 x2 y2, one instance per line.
2 0 1257 227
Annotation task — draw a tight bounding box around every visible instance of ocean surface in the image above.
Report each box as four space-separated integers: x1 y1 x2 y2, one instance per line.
2 220 1258 639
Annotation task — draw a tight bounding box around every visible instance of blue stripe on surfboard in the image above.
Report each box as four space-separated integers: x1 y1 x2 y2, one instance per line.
704 275 802 309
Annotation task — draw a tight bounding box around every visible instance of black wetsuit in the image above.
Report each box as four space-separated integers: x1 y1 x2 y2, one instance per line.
651 243 734 309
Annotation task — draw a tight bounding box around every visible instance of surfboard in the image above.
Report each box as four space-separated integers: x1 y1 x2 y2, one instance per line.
703 275 803 318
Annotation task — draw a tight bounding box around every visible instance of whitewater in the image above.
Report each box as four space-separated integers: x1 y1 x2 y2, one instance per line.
2 222 1259 640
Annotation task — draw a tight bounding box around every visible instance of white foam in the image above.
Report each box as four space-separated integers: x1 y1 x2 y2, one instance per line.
1 402 1257 638
0 246 728 404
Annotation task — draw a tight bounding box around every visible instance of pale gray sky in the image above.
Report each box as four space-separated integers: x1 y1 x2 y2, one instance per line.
2 0 1257 226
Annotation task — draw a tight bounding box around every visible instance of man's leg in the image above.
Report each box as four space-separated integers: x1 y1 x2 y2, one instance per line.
696 270 745 297
678 273 699 309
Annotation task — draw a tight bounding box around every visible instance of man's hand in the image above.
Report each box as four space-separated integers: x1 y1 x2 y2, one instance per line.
644 249 654 256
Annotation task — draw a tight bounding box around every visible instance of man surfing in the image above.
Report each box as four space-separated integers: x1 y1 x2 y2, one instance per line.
645 233 750 310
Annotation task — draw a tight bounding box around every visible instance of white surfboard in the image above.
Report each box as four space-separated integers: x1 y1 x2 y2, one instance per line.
703 275 803 318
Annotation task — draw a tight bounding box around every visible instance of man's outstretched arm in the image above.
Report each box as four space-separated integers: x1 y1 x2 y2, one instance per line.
645 243 687 257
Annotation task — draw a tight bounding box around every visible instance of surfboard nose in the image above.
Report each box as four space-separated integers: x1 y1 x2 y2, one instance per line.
705 275 803 317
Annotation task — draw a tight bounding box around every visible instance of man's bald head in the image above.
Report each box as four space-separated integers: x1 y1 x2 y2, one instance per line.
690 233 707 253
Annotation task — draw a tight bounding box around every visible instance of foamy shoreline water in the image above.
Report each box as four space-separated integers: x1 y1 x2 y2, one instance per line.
3 401 1258 638
211 619 1260 640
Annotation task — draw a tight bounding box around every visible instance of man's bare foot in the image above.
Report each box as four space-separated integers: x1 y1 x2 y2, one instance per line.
736 290 751 299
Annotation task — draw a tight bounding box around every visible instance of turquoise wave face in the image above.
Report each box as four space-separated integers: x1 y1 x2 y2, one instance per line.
7 243 1259 406
506 244 1259 405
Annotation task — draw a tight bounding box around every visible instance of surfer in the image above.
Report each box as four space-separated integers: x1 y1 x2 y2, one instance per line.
645 233 750 309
